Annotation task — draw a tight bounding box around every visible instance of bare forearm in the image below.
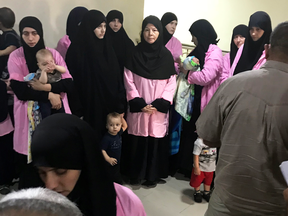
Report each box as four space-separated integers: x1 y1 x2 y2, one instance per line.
39 71 48 84
121 117 127 131
55 65 66 73
102 150 110 162
194 155 200 168
0 46 17 56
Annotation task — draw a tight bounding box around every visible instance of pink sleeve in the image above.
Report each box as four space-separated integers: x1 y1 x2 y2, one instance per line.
48 48 72 79
187 47 222 86
161 75 177 104
173 38 183 74
229 44 243 75
8 50 24 81
220 53 230 84
124 68 140 101
56 35 71 59
253 50 266 70
114 183 146 216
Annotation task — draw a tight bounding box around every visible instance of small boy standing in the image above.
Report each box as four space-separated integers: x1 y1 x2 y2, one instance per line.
101 112 127 184
190 138 217 203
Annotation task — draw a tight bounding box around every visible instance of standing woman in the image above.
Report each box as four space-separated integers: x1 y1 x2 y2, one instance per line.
124 16 176 186
106 10 135 80
56 6 88 59
220 24 248 83
66 10 125 136
161 12 183 175
179 19 222 176
233 11 272 75
8 16 72 189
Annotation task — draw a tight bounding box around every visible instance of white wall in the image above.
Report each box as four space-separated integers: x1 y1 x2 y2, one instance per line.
144 0 288 51
3 0 144 48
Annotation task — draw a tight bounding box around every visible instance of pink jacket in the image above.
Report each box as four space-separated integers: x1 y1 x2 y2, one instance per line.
8 47 72 155
187 44 223 112
165 36 182 74
56 35 71 59
253 50 266 70
124 68 176 138
115 183 146 216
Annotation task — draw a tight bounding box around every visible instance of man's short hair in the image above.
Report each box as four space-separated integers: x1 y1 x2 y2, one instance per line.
0 188 82 216
270 21 288 56
0 7 15 28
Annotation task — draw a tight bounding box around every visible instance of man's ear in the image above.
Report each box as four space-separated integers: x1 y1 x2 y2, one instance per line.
264 44 270 60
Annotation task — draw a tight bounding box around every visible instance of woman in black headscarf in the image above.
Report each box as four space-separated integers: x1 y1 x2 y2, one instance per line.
106 10 134 79
178 19 222 177
31 114 146 216
66 10 125 137
220 24 248 83
123 15 176 186
8 16 73 189
56 6 88 59
233 11 272 75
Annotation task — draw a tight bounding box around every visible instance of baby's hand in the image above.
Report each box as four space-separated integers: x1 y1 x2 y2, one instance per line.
192 57 200 65
194 167 201 176
108 158 118 166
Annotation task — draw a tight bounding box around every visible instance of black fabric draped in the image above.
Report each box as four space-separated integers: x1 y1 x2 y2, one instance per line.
66 6 88 43
31 114 117 216
19 17 45 73
234 11 272 75
161 12 177 45
106 10 134 77
126 15 175 80
189 19 218 70
66 10 125 135
0 80 8 122
230 24 248 66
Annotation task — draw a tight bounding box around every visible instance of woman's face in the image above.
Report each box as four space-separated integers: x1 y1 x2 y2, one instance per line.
191 34 198 46
109 18 122 32
233 35 246 48
94 22 106 39
22 27 40 47
165 20 177 35
37 167 81 197
250 27 264 41
143 23 159 44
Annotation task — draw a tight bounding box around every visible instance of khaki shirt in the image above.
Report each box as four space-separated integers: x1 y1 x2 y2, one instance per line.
197 61 288 215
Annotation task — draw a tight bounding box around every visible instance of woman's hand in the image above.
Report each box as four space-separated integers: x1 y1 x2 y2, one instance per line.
48 92 62 110
29 79 51 91
192 57 200 65
141 105 157 114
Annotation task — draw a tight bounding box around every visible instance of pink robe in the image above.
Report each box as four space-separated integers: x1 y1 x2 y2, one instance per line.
115 183 146 216
220 52 230 84
124 68 176 138
8 47 72 155
187 44 223 112
253 50 266 70
56 35 71 59
165 36 182 74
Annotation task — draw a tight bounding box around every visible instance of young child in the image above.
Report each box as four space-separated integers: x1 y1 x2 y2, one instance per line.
35 48 66 119
190 138 217 203
101 112 127 184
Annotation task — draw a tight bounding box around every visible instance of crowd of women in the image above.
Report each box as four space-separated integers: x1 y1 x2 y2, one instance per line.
0 4 275 215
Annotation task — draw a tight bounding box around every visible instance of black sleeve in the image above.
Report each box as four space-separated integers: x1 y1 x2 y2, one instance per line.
0 80 8 122
151 98 171 113
5 32 20 48
100 136 109 150
128 97 147 113
50 78 73 94
118 128 124 136
10 80 49 102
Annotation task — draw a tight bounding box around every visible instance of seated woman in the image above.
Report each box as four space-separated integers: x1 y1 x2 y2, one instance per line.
31 113 146 216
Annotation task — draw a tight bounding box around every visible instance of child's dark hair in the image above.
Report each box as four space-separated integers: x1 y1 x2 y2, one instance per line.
0 7 15 29
107 112 121 123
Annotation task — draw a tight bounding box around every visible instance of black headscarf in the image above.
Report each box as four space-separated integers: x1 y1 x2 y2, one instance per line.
230 24 248 66
126 15 175 80
234 11 272 75
31 114 117 216
106 10 134 73
66 6 88 43
189 19 218 70
66 10 124 134
19 17 45 73
161 12 177 45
